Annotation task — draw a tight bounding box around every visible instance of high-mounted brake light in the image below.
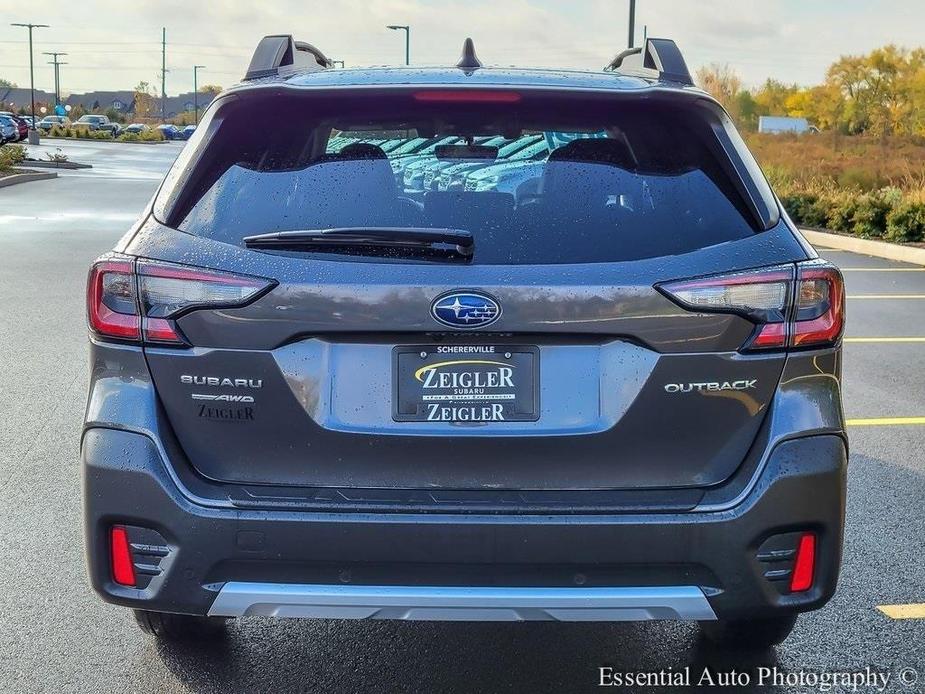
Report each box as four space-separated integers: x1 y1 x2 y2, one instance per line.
413 90 522 103
87 254 275 346
658 260 844 352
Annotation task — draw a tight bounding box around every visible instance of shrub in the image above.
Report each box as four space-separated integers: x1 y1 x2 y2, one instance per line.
825 192 860 233
780 192 831 228
849 187 901 238
0 143 26 170
886 198 925 243
117 130 165 142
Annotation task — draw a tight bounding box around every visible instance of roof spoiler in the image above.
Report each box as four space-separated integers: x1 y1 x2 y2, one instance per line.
244 34 333 81
604 38 693 86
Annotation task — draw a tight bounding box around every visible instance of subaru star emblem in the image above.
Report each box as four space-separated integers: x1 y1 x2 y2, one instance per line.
431 291 501 329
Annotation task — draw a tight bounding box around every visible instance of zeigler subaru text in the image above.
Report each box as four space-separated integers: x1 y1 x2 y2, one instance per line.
82 35 846 648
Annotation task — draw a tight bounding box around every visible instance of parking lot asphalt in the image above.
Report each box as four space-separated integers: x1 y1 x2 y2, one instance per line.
1 142 924 693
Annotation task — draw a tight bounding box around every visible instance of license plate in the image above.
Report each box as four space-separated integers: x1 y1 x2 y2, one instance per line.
393 345 539 422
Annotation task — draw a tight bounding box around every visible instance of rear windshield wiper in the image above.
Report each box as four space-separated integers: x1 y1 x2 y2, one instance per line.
243 227 474 261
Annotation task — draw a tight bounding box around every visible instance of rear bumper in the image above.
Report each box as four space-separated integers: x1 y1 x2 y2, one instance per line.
207 584 716 621
82 429 846 622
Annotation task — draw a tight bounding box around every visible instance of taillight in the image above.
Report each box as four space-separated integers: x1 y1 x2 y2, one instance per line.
413 90 522 103
792 265 844 348
87 257 141 341
658 260 844 352
87 254 274 346
136 260 274 344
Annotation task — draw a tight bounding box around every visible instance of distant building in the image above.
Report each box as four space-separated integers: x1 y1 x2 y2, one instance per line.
163 91 219 118
0 86 57 110
758 116 819 135
65 90 136 114
0 86 217 119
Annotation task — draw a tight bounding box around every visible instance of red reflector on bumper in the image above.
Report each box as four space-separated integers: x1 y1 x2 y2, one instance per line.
789 533 816 592
111 526 136 587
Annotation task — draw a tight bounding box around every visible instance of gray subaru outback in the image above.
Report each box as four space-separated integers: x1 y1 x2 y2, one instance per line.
82 35 846 649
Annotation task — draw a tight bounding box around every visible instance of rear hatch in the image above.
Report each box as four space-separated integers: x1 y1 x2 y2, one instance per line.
123 82 813 492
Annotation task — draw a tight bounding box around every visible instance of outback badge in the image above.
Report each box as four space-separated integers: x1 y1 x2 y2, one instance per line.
431 291 501 329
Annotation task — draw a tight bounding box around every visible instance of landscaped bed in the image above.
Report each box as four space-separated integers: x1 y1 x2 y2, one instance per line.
748 132 925 244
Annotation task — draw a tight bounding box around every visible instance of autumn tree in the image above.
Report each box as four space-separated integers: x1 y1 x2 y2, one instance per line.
695 63 743 118
133 80 157 119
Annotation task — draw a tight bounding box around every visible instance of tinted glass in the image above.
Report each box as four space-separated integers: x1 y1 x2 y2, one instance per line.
157 89 766 264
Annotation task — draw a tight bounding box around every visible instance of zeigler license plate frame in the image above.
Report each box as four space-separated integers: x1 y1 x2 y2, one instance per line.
392 345 540 422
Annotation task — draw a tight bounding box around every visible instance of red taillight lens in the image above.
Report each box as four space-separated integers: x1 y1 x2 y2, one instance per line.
789 532 816 593
792 265 844 348
658 266 793 350
413 90 522 103
87 255 275 346
136 260 273 344
658 261 844 352
110 526 136 587
87 258 141 341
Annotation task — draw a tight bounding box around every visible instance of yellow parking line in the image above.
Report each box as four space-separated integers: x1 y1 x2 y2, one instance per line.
845 337 925 343
878 604 925 619
847 295 925 299
841 267 925 272
847 417 925 426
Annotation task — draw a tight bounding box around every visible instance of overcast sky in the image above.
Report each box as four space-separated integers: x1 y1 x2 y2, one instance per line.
1 0 923 96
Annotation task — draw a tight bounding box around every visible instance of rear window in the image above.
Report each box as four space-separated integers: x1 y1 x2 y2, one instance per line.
155 88 774 264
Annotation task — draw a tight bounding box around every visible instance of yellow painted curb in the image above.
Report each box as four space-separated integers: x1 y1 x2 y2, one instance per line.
846 417 925 426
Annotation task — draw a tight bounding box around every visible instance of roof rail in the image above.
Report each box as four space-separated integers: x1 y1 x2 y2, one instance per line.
604 38 693 86
244 34 333 81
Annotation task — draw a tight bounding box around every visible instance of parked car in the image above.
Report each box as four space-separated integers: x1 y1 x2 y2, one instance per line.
72 114 121 137
123 123 150 135
0 115 18 144
37 115 72 132
0 112 29 141
423 135 537 192
419 135 510 192
83 35 846 649
399 136 464 191
180 125 197 140
390 135 461 179
156 124 183 140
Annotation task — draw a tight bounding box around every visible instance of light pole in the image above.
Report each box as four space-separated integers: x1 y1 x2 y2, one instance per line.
627 0 636 48
43 51 67 106
193 64 205 125
386 25 410 65
10 22 49 134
